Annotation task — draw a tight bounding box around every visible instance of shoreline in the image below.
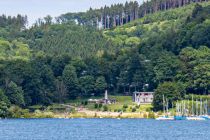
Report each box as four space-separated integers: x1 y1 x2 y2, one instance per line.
5 111 157 119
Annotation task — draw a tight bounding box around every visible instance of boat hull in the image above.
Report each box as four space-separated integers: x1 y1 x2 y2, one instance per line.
200 116 210 120
156 116 174 120
174 116 186 120
186 116 205 121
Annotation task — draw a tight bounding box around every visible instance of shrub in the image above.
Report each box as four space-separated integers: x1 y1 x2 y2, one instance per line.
146 108 151 112
132 108 136 112
0 101 10 118
148 112 155 119
143 113 148 118
94 103 98 109
123 104 128 109
70 108 76 113
9 106 30 118
84 101 88 106
103 105 108 112
136 105 140 108
123 108 126 112
99 103 102 108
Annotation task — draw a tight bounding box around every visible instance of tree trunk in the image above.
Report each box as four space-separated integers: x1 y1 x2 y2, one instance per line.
104 15 106 29
113 16 116 27
107 16 110 29
121 12 123 25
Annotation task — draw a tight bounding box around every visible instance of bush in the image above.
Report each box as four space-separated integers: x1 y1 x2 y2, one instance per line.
84 101 88 106
153 82 185 111
34 110 54 118
103 105 108 112
99 103 102 108
123 104 128 109
143 113 147 118
94 103 98 109
70 108 76 113
132 107 136 112
135 105 140 108
148 112 155 119
0 101 11 118
122 108 126 112
146 108 151 112
9 106 30 118
118 109 122 112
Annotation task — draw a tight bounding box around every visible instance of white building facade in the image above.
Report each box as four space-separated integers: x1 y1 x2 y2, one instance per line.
133 92 154 105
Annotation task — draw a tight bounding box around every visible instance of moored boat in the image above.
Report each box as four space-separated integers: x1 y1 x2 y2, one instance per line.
156 95 174 120
186 116 205 121
200 115 210 120
174 116 186 120
156 116 174 120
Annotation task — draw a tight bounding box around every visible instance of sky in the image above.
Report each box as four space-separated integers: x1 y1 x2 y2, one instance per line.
0 0 143 26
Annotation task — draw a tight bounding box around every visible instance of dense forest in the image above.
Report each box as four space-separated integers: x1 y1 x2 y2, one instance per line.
58 0 209 29
0 0 210 115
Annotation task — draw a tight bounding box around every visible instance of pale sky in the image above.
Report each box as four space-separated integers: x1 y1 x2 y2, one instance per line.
0 0 143 25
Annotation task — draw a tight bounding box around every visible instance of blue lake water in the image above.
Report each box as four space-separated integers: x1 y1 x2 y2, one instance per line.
0 118 210 140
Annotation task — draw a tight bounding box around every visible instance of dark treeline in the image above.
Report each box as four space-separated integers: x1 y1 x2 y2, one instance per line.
0 1 209 114
56 0 209 29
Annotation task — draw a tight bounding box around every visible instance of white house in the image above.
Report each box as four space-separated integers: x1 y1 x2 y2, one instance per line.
133 92 154 105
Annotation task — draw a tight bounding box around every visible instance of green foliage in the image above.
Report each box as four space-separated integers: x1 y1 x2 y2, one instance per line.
9 106 30 118
132 107 136 112
178 46 210 94
63 65 78 99
154 52 181 83
99 103 103 108
0 101 10 118
79 75 95 97
148 112 155 119
94 103 98 109
95 76 107 96
0 1 209 110
84 101 88 106
6 81 25 106
0 89 10 104
153 82 186 111
0 39 31 61
123 104 128 109
103 105 108 112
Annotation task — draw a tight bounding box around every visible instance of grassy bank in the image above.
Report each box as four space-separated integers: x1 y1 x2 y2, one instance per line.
6 95 157 119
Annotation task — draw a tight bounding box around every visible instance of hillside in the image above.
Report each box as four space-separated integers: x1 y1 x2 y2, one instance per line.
104 2 210 51
0 2 209 117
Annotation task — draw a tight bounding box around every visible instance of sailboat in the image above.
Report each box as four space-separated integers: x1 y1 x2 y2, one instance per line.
186 96 205 121
174 101 186 120
200 99 210 120
156 95 174 120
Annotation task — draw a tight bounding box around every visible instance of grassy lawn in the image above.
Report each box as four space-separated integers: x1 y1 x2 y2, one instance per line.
28 95 153 114
81 95 153 113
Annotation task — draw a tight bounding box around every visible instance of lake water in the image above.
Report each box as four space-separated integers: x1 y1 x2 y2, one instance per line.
0 118 210 140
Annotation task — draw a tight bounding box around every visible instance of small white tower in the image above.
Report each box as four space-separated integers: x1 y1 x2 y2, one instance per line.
105 90 108 100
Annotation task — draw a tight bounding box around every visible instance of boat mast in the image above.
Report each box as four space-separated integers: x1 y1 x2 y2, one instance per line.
196 99 198 116
192 95 194 116
206 100 208 115
163 95 165 116
200 97 202 116
183 101 186 116
166 99 169 116
205 100 208 115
